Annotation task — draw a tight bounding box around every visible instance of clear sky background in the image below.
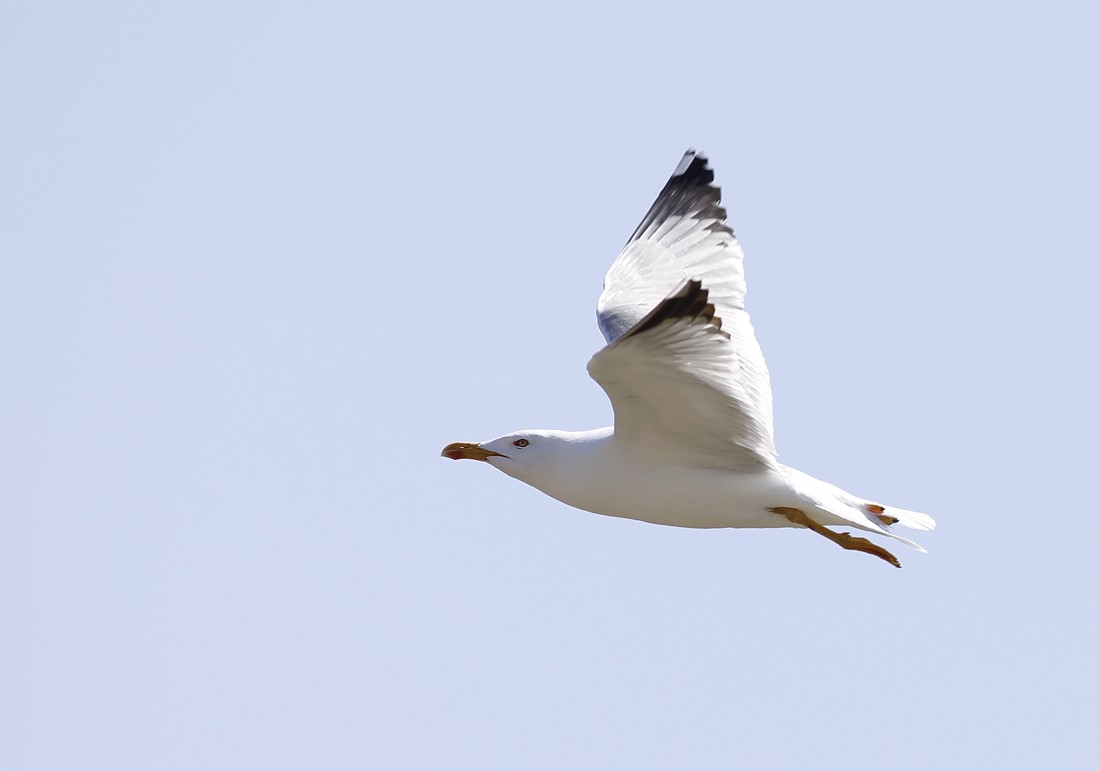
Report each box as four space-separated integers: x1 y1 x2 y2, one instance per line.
3 1 1098 769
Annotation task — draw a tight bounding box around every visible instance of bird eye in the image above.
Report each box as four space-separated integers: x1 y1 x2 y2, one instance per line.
513 438 529 448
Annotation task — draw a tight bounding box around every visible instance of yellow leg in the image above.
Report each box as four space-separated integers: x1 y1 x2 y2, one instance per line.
770 506 901 568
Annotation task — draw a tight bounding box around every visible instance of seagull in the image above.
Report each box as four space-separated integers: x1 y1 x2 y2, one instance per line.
442 150 934 567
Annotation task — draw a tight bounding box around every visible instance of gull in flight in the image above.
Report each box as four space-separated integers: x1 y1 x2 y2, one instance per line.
442 151 934 567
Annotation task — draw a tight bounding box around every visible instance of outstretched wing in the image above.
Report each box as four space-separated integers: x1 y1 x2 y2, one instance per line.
589 152 775 469
589 280 774 470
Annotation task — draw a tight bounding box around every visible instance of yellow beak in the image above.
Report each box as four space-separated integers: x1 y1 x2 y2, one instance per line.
441 442 508 461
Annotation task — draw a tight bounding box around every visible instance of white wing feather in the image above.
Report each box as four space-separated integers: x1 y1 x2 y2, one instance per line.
591 151 776 469
588 281 774 471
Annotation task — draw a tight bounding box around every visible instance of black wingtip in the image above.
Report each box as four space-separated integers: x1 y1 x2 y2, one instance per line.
620 279 729 341
671 149 714 186
626 150 728 245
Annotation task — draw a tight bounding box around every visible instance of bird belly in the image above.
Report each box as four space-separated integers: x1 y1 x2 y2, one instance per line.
542 463 803 530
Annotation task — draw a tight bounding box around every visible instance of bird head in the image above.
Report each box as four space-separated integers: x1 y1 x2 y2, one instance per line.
441 430 581 483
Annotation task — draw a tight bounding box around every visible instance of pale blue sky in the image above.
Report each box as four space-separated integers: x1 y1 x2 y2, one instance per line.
2 1 1098 769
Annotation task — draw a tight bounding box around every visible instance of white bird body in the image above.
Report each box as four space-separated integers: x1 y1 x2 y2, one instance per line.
443 150 934 567
488 428 806 530
478 429 929 543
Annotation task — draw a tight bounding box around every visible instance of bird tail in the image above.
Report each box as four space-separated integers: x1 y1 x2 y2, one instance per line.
779 466 935 558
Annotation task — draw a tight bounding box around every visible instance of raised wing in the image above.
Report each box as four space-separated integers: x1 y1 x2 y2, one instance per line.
588 280 775 470
590 151 776 468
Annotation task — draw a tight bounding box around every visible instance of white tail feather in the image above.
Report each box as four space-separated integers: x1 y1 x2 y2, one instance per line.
886 506 936 532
